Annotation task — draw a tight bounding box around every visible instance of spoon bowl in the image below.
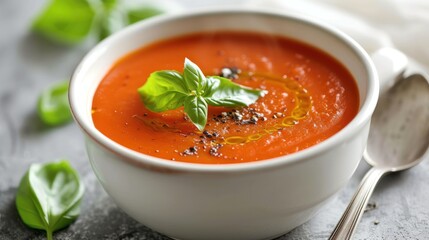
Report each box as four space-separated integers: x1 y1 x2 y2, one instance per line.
365 73 429 171
330 51 429 240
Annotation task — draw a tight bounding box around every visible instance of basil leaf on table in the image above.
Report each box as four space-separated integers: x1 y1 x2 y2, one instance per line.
37 80 72 126
33 0 163 44
16 160 85 240
32 0 97 44
138 58 267 131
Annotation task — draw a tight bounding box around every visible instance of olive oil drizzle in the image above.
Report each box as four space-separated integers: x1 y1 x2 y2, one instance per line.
220 72 312 145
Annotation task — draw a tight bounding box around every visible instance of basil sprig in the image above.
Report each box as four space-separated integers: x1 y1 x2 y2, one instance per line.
138 58 266 131
16 161 85 240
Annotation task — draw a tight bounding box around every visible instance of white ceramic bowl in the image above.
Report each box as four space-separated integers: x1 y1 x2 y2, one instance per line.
70 9 379 240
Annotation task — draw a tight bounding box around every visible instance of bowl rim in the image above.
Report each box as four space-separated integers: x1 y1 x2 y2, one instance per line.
69 8 379 173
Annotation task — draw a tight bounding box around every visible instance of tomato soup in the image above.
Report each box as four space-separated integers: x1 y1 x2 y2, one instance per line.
92 31 359 164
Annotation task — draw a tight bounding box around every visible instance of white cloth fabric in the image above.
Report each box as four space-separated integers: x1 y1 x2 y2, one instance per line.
244 0 429 69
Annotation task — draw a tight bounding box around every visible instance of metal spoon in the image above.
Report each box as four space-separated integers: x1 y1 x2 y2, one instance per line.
329 49 429 240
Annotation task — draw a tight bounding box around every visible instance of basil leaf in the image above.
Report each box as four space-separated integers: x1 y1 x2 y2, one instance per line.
127 7 163 24
204 76 267 107
184 96 208 132
138 71 188 112
32 0 97 44
33 0 164 44
183 58 207 94
16 160 85 240
37 80 72 126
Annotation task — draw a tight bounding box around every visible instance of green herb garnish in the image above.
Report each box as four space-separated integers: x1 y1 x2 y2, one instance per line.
37 80 72 126
16 160 85 240
33 0 164 44
138 58 267 131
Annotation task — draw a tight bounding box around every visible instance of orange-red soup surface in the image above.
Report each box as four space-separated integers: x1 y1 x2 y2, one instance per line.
92 31 359 164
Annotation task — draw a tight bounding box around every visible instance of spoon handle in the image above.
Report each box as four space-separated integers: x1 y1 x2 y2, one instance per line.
329 167 387 240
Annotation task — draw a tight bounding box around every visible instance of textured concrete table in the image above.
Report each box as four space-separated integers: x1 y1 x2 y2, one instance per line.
1 0 429 239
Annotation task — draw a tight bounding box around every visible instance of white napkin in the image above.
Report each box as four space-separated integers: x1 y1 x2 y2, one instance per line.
245 0 429 69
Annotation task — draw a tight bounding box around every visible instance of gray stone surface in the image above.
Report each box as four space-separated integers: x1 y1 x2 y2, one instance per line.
1 0 429 239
